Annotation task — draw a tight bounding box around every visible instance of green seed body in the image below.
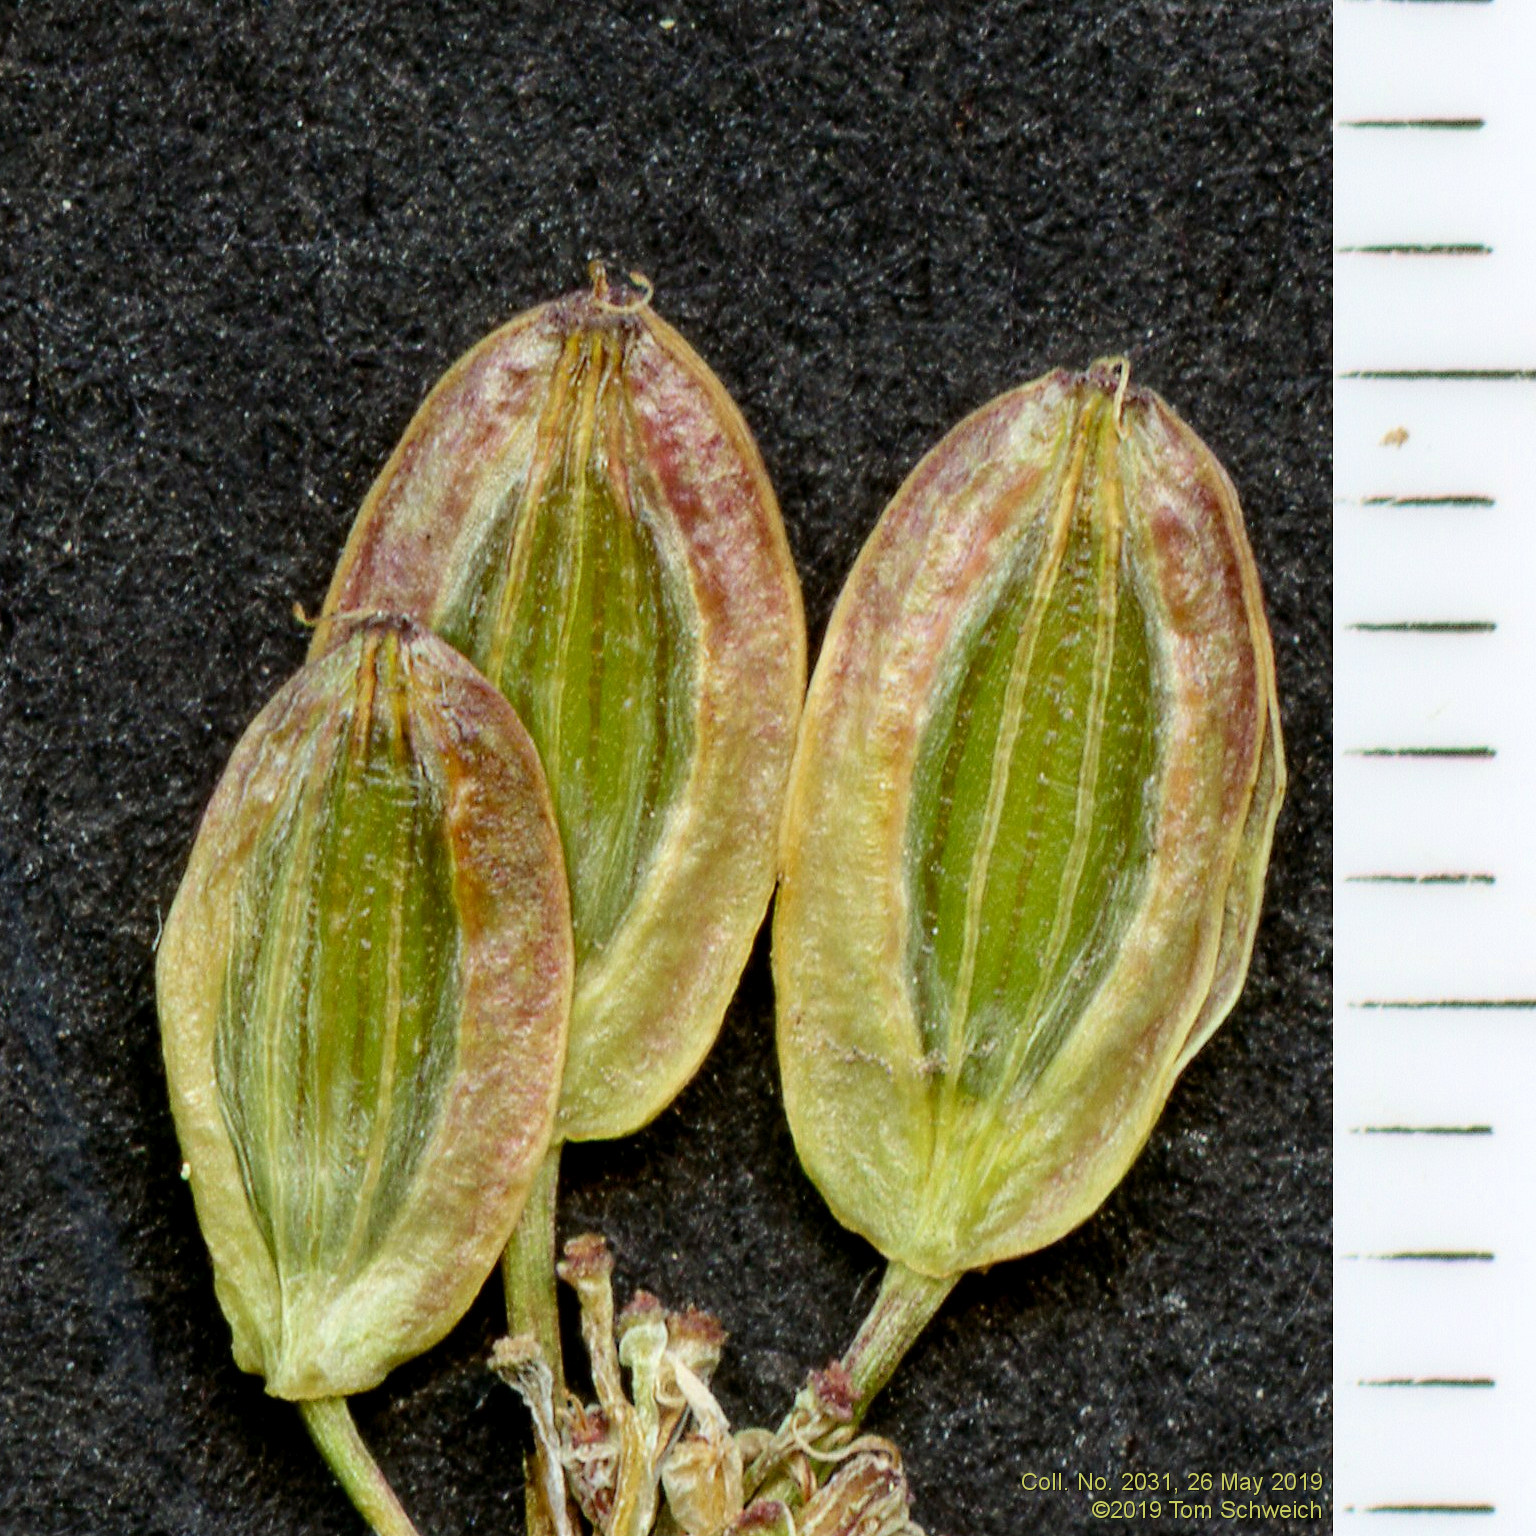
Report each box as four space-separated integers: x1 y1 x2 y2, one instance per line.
774 364 1284 1280
158 617 572 1398
314 279 805 1143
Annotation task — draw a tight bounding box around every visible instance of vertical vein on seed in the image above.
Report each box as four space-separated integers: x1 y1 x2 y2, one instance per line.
941 402 1090 1083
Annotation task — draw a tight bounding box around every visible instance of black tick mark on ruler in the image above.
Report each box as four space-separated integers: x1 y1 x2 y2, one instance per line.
1340 117 1486 130
1354 997 1536 1010
1346 370 1536 380
1346 873 1495 884
1360 496 1494 508
1353 1506 1496 1519
1337 244 1492 256
1348 746 1496 758
1351 1125 1493 1135
1359 1377 1495 1388
1349 621 1495 632
1356 1250 1495 1262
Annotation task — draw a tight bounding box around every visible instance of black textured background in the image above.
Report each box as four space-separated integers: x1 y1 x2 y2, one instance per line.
0 4 1329 1533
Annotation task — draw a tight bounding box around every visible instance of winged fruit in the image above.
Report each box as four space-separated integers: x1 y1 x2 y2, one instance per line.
766 360 1284 1462
311 268 805 1531
158 615 572 1534
313 270 804 1151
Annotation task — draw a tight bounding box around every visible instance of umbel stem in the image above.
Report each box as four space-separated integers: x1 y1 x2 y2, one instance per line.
502 1143 566 1395
745 1259 956 1505
297 1396 420 1536
840 1260 957 1411
501 1144 567 1536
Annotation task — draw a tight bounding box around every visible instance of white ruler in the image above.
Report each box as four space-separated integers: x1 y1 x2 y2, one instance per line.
1336 0 1536 1525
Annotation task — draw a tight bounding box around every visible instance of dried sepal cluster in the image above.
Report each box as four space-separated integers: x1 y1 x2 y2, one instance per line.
314 272 806 1145
738 1449 925 1536
774 361 1284 1284
158 616 571 1400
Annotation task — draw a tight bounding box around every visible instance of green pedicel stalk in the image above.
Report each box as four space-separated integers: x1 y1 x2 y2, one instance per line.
501 1143 565 1387
501 1145 568 1536
299 1399 421 1536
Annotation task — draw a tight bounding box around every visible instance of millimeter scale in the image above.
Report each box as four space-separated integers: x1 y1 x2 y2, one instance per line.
1337 0 1536 1524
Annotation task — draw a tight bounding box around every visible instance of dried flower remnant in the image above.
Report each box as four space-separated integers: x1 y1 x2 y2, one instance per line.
492 1237 927 1536
493 1236 738 1536
157 616 572 1535
730 1448 926 1536
768 361 1285 1463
